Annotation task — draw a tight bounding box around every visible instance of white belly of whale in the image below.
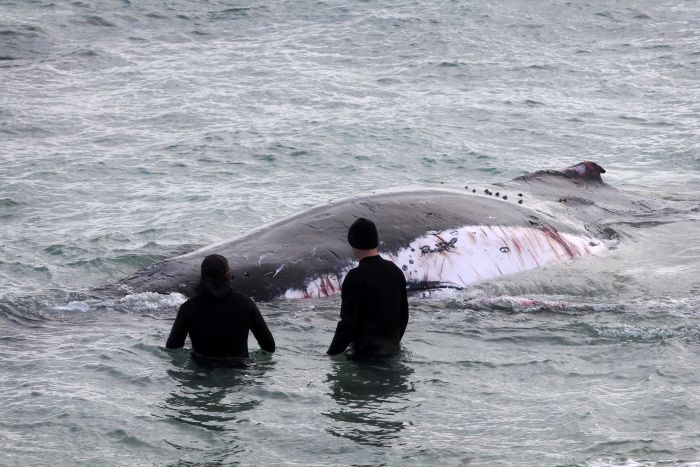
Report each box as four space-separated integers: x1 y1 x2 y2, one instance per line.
283 225 606 299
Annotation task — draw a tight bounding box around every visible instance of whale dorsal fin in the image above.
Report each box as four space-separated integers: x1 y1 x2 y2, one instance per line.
562 161 606 180
516 161 606 183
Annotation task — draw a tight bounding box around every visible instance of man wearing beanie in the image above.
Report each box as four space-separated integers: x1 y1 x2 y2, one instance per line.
327 218 409 357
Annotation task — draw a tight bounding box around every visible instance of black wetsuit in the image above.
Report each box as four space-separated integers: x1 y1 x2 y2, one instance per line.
166 290 275 358
327 255 409 357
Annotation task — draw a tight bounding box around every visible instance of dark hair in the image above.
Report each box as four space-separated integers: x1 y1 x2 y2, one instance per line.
196 254 232 299
347 218 378 249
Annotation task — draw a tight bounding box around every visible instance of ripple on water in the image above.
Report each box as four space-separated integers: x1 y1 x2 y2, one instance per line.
592 323 700 342
105 428 154 448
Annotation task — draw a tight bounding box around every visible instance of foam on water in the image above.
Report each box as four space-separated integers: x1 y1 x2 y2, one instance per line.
116 291 187 313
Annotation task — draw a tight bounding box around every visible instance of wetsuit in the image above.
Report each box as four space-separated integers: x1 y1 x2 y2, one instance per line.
327 255 408 357
166 290 275 358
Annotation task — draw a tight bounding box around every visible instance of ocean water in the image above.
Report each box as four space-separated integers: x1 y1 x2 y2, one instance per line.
1 0 699 465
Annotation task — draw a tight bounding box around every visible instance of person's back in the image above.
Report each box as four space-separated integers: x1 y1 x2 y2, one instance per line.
327 218 409 357
170 291 274 358
166 254 275 359
341 255 407 356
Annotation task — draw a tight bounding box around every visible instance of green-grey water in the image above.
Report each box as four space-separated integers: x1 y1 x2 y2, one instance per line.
1 0 699 465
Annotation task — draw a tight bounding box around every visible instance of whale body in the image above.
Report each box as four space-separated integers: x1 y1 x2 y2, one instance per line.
118 162 642 301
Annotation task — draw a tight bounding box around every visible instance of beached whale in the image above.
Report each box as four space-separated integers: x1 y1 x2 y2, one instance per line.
117 161 652 301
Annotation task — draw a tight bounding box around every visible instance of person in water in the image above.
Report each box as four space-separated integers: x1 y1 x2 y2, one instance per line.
166 254 275 358
327 218 409 357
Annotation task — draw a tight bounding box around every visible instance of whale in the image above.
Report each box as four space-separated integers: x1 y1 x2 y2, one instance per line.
116 161 655 301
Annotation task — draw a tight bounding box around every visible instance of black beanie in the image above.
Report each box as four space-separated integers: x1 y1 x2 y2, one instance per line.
347 218 378 249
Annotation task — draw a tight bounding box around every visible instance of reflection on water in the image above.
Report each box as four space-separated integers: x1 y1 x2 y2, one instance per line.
324 353 415 447
162 350 274 433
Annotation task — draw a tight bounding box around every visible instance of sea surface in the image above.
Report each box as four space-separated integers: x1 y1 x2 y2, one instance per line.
1 0 699 465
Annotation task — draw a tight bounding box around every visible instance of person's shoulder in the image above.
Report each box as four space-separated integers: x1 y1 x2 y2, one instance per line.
381 256 403 271
343 266 360 281
180 295 198 306
381 257 407 279
340 266 361 290
177 295 198 314
230 291 258 307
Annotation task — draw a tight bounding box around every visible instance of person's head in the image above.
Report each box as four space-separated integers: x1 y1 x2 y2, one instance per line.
197 254 232 299
347 218 379 260
201 254 230 278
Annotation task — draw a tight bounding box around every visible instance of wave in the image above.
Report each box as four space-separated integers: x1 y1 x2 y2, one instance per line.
591 323 700 342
